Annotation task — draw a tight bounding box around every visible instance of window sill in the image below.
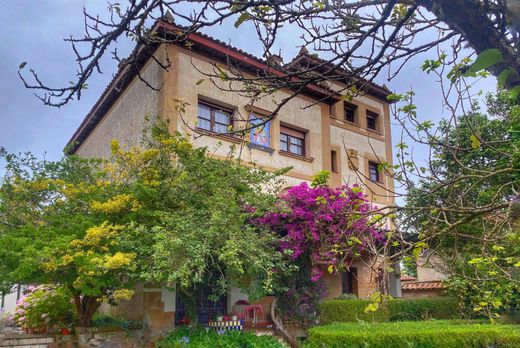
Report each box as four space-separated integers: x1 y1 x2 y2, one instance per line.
331 115 359 126
279 150 314 162
330 118 385 140
367 128 383 136
195 128 243 144
247 142 275 154
368 179 384 185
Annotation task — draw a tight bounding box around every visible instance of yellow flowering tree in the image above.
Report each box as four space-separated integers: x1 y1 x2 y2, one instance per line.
0 150 144 326
41 222 137 326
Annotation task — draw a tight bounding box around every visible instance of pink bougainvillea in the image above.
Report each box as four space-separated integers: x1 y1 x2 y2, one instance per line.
256 182 385 281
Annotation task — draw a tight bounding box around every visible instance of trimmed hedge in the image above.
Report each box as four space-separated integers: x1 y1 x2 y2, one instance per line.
305 320 520 348
386 297 458 321
319 298 458 324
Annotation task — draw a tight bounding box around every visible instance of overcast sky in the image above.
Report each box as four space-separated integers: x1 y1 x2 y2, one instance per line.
0 1 498 175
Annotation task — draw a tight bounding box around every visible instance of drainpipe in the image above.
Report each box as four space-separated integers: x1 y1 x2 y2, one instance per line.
388 262 402 298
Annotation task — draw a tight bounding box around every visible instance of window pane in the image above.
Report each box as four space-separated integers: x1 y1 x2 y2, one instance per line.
214 123 228 133
198 118 211 130
292 137 303 146
280 134 288 142
369 162 379 182
345 104 356 122
290 144 303 155
214 110 230 125
280 140 288 151
198 103 211 120
367 112 378 130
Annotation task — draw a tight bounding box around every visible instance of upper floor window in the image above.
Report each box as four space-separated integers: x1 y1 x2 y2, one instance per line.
280 125 305 156
368 161 380 182
344 102 357 123
197 101 232 133
366 110 379 131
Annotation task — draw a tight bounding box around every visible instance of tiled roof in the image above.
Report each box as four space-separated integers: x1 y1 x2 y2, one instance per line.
402 281 445 290
286 48 391 95
400 275 417 281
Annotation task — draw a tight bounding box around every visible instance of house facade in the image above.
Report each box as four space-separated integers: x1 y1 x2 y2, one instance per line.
67 20 396 337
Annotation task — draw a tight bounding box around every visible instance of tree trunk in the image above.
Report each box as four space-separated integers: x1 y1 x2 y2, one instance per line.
72 292 101 327
271 298 299 348
418 0 520 89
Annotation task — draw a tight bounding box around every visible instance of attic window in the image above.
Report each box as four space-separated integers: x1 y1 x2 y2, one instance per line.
366 111 378 131
344 102 357 123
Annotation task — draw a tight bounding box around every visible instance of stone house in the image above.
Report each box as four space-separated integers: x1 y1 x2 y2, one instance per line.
66 19 396 338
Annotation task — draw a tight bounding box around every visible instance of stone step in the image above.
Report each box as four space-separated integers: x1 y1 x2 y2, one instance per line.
0 336 54 347
254 329 290 347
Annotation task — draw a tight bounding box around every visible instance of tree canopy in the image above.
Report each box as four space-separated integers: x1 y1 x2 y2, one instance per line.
0 119 288 325
17 1 520 108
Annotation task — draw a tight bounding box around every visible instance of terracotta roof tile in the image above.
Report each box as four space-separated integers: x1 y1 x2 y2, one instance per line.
400 275 417 281
402 281 445 290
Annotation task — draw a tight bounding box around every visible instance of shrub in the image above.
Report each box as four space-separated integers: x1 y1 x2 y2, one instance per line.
156 326 284 348
305 320 520 348
319 298 458 324
12 285 74 331
319 299 390 324
386 298 458 321
92 314 143 330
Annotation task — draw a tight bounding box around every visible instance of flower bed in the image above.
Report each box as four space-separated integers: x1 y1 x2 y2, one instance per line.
156 326 284 347
305 320 520 348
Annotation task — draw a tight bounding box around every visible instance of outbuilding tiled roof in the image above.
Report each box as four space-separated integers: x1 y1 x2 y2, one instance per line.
401 281 445 290
400 275 417 281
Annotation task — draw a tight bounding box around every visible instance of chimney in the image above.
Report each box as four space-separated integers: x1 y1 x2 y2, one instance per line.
298 46 309 55
266 53 283 67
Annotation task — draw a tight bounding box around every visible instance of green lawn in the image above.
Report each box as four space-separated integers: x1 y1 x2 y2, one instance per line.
305 320 520 348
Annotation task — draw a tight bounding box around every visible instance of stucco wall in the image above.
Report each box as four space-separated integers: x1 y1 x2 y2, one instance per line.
172 49 323 184
402 288 446 299
320 258 379 300
75 57 164 159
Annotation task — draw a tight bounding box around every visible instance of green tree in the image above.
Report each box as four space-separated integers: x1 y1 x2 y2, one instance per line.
0 119 287 326
404 91 520 318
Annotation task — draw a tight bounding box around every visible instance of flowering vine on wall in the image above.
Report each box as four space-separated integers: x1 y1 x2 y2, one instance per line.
257 180 385 282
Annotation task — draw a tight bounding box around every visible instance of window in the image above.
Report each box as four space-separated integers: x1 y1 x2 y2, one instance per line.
366 110 378 130
331 150 338 172
280 125 305 156
197 101 233 133
368 161 380 182
329 104 335 117
342 268 358 295
344 103 357 123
